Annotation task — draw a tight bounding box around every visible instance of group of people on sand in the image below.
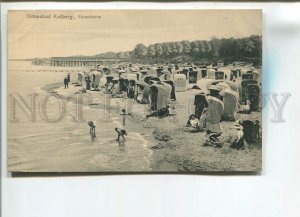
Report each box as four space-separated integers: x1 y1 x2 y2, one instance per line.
79 63 259 148
185 83 258 150
186 112 245 150
63 73 71 89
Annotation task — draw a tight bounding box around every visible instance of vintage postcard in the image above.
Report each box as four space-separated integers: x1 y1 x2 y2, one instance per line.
8 10 262 172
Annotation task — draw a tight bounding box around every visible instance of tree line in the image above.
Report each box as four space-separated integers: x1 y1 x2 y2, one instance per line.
127 35 262 66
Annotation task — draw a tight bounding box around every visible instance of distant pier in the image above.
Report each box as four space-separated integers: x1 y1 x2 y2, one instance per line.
31 57 122 66
50 57 121 67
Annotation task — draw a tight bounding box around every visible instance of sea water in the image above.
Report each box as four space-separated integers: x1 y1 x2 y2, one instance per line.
7 61 152 172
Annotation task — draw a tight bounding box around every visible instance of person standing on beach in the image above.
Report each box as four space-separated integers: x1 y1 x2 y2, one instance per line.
88 121 96 141
67 73 71 83
64 77 69 89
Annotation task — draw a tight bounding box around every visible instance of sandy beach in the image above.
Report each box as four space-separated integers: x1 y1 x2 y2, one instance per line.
8 61 262 172
47 69 262 172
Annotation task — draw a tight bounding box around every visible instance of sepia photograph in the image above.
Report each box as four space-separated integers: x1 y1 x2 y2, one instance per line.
8 9 262 172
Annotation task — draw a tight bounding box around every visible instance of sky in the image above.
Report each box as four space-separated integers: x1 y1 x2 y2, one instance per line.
8 10 262 59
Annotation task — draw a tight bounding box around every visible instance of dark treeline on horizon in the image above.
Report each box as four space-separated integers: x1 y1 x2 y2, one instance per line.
126 35 262 66
34 35 262 66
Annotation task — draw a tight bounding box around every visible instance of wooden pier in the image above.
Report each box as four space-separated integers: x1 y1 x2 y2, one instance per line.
50 57 121 67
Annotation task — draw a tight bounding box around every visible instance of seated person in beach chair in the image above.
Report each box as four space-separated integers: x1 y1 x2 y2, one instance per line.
127 83 135 99
238 99 251 114
230 121 245 150
105 82 114 93
135 83 150 104
104 80 115 93
115 127 127 142
136 89 143 103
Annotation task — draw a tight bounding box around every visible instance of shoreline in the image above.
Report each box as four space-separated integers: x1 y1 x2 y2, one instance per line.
41 81 162 171
40 76 262 172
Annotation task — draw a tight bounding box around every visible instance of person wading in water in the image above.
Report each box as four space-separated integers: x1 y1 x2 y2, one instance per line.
88 121 96 141
115 127 127 143
120 109 131 126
